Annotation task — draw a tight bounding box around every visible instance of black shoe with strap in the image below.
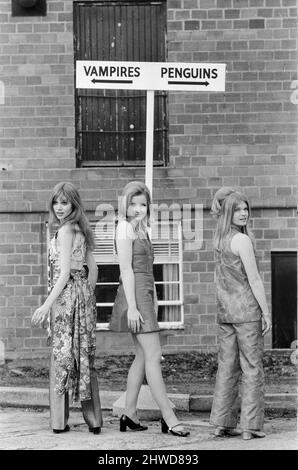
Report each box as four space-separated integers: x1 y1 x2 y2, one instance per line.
161 418 190 437
120 414 148 432
53 424 70 434
89 427 101 434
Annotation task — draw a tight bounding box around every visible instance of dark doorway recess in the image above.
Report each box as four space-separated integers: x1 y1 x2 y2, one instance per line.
272 251 297 348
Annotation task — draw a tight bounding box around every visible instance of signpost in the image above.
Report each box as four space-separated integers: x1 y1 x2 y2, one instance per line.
76 61 226 410
76 60 226 196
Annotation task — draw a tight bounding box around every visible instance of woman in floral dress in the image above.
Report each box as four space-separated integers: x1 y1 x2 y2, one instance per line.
32 182 102 434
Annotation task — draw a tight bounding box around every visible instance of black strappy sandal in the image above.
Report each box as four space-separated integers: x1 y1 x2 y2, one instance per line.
161 418 190 437
53 424 70 434
89 427 101 434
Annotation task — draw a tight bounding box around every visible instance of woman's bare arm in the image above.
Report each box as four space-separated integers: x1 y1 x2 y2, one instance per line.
86 249 98 290
31 224 73 326
116 221 144 332
116 221 137 310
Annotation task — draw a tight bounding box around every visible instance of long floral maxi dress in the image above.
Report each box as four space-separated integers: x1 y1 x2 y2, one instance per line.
47 230 97 403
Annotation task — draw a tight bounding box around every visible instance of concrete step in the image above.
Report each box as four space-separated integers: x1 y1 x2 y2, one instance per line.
0 386 296 413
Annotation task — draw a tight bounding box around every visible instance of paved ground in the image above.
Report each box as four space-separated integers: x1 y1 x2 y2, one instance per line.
0 407 297 451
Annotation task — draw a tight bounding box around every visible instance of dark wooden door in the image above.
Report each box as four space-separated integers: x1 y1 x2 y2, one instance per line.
272 251 297 348
74 1 168 166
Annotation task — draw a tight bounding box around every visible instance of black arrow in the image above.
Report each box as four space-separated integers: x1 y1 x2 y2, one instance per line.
168 80 210 86
91 79 133 84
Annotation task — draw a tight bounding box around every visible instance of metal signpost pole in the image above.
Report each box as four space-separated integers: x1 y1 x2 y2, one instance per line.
145 90 154 198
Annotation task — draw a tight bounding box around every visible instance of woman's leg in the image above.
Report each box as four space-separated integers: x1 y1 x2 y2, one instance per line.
81 355 103 429
124 334 146 422
49 351 69 430
236 321 265 432
210 323 241 430
49 303 69 431
136 332 181 429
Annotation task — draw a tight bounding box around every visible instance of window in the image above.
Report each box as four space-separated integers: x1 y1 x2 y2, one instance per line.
73 1 168 166
11 0 47 17
92 220 184 330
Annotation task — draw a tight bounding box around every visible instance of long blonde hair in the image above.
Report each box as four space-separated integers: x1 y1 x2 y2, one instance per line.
213 191 255 251
118 181 152 227
49 181 95 250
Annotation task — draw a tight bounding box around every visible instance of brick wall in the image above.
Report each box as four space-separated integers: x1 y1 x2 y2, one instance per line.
0 0 75 172
0 212 47 356
167 0 297 207
0 0 297 359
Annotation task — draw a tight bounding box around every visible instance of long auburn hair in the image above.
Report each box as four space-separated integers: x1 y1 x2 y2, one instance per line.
213 192 255 251
118 181 152 227
49 181 95 250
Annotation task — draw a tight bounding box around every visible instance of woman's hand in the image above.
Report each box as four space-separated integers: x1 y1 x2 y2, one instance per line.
262 312 272 336
127 306 144 334
31 304 50 328
87 278 96 292
86 249 98 291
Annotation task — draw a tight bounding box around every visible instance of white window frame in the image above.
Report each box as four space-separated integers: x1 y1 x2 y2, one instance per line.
92 220 184 330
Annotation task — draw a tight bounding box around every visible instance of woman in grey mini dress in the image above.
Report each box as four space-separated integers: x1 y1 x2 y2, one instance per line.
109 181 189 437
209 187 271 440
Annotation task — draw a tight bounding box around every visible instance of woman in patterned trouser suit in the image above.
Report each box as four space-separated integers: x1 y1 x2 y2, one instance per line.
209 187 272 440
32 182 102 434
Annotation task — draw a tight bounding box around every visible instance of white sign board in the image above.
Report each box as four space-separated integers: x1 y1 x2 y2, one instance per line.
76 61 226 91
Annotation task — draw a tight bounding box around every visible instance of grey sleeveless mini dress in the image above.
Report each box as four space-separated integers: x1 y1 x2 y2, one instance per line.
109 235 160 334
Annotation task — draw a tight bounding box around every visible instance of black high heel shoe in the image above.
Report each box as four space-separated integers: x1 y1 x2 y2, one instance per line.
89 427 101 434
120 414 148 432
53 424 70 434
161 418 190 437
